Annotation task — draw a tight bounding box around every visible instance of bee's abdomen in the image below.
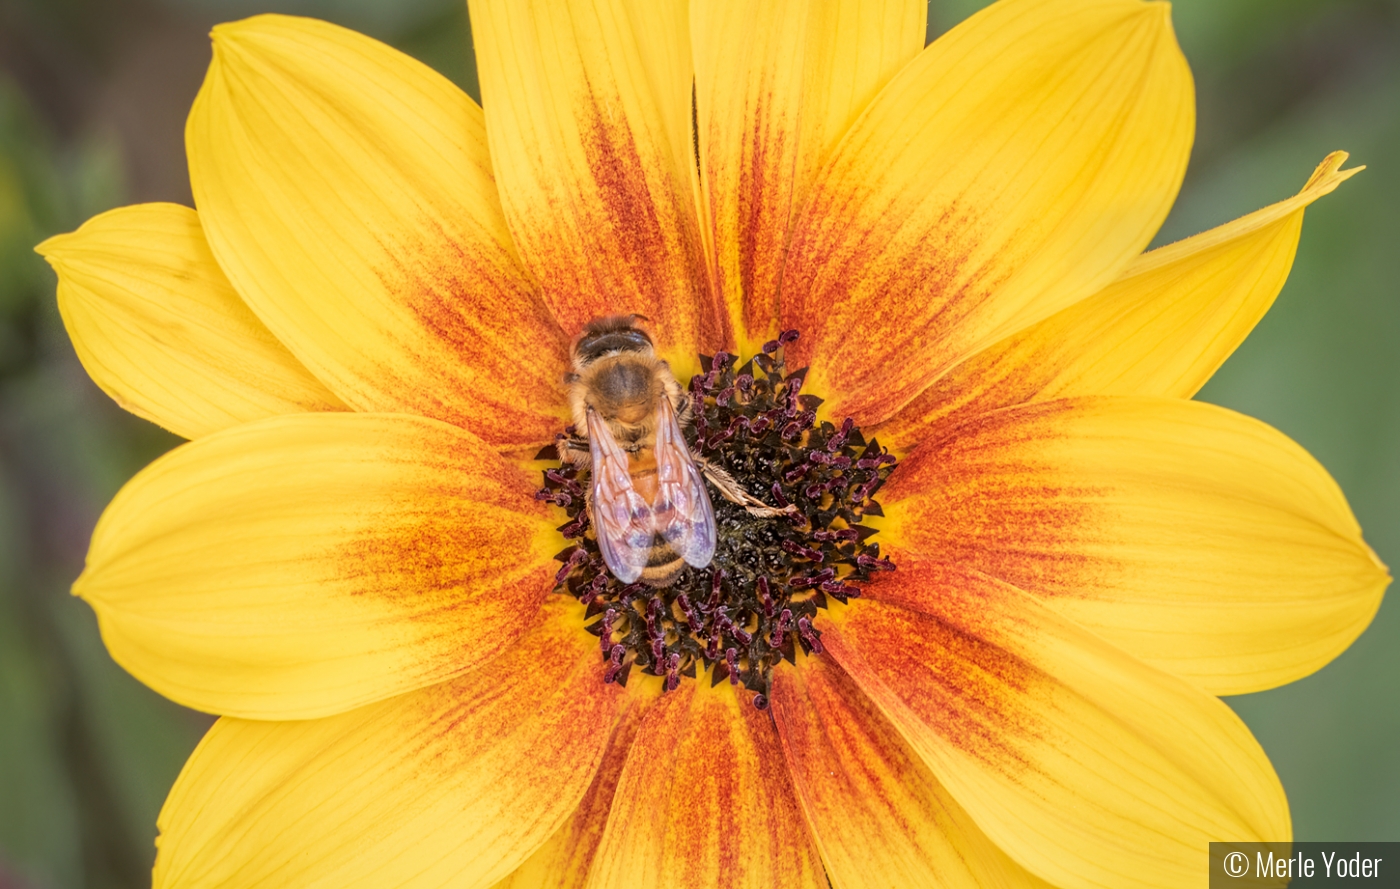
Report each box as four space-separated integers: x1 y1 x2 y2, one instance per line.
641 537 684 587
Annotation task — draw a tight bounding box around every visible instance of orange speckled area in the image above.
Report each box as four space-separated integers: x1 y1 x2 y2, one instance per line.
495 692 647 889
780 194 1003 427
334 423 554 638
702 87 800 349
374 217 572 449
506 93 719 359
823 583 1044 773
872 327 1079 453
400 597 615 769
770 655 1030 888
879 399 1110 598
587 683 826 889
154 598 626 888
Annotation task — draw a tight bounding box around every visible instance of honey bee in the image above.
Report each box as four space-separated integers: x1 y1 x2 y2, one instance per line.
564 315 788 586
563 316 712 585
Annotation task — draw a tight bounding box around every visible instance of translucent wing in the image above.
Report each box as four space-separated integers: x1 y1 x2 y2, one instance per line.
651 394 716 569
586 407 654 584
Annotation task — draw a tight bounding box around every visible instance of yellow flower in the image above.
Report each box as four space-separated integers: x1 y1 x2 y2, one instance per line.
36 1 1389 887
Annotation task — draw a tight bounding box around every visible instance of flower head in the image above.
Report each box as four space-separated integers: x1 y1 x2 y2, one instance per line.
37 1 1388 887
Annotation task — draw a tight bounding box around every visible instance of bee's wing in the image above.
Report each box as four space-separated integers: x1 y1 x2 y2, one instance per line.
586 408 654 584
651 394 716 569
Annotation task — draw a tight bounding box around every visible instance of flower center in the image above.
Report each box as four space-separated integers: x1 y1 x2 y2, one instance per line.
536 330 897 707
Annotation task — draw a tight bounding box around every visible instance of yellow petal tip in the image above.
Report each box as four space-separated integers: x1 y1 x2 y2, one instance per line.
33 231 69 260
207 13 306 56
1138 1 1174 29
1304 150 1364 192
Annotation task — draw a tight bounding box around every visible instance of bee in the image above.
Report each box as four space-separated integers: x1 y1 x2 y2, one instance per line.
564 315 787 586
563 315 712 585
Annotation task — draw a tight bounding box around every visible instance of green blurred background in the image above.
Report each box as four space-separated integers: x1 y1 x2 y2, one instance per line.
0 0 1396 886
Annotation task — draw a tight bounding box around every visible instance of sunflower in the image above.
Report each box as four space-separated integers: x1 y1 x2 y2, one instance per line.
36 0 1388 887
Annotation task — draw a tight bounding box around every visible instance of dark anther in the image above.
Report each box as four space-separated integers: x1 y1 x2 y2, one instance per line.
781 540 823 562
603 644 626 684
645 597 662 639
714 606 734 634
827 417 854 452
556 548 587 586
783 463 811 484
757 576 774 617
665 653 682 691
821 580 861 602
707 569 726 611
773 609 793 647
545 469 581 495
677 593 701 633
857 453 897 470
706 426 736 450
599 608 616 653
789 567 835 589
856 553 896 572
579 574 607 606
539 328 899 699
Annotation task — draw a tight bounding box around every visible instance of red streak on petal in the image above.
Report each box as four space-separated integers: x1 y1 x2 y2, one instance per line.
882 400 1108 596
334 434 552 661
372 219 570 448
826 589 1046 772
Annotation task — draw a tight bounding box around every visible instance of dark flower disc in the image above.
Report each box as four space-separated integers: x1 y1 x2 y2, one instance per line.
535 331 897 707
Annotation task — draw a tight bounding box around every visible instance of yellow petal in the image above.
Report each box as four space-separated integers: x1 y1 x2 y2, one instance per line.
877 152 1362 449
880 396 1389 694
77 412 558 720
782 0 1195 427
154 599 626 889
470 0 717 357
825 570 1290 889
491 699 644 889
792 1 927 209
187 14 568 449
693 0 924 348
37 203 345 439
771 657 1052 889
586 684 825 889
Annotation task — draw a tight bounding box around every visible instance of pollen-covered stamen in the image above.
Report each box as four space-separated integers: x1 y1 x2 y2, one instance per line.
536 330 898 705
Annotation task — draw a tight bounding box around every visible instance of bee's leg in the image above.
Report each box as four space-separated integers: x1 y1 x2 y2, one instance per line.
559 436 591 466
694 454 797 518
